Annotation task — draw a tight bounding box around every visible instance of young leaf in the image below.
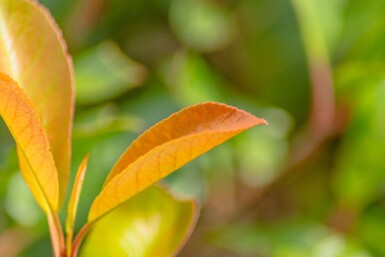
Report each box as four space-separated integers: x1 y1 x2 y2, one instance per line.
66 154 89 256
88 102 266 221
0 73 58 212
0 0 74 205
81 186 198 257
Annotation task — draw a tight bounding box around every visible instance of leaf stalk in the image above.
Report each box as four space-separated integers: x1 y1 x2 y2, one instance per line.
48 212 66 257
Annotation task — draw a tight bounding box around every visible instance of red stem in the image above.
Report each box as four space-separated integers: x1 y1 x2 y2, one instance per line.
309 60 335 139
70 223 92 257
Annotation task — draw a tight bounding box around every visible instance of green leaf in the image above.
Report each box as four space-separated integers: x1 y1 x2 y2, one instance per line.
74 41 147 105
169 0 235 52
80 186 198 257
333 83 385 208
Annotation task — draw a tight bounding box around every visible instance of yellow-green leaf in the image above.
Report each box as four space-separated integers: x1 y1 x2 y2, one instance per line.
0 0 74 205
88 102 266 221
66 154 89 256
81 186 198 257
0 73 58 212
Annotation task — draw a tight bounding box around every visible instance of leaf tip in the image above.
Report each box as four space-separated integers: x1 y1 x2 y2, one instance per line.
260 118 269 126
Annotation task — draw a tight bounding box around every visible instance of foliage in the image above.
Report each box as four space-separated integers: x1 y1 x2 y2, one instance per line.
1 0 385 256
0 1 265 256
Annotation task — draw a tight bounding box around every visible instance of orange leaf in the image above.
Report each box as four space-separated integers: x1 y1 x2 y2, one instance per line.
0 72 58 212
0 0 74 206
88 102 266 221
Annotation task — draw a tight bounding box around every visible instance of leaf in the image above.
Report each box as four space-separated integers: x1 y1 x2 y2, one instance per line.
75 41 147 105
0 73 58 212
88 102 266 221
209 221 372 256
170 0 235 52
81 186 198 257
66 154 89 256
73 103 144 138
164 50 226 105
333 84 385 208
0 0 74 205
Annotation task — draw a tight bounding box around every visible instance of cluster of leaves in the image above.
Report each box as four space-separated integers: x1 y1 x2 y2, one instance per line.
0 0 266 257
2 0 385 256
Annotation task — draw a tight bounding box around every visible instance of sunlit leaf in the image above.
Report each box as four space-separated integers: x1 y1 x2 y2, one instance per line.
0 73 58 212
88 102 266 221
0 0 74 205
81 186 198 257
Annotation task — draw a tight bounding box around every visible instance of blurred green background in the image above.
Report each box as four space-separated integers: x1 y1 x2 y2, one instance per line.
1 0 385 256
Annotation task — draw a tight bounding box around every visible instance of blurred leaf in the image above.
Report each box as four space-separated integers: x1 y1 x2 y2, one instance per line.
333 81 385 208
358 206 385 256
75 41 147 105
88 102 266 221
339 0 385 60
336 61 385 97
73 104 144 138
162 50 226 105
5 173 43 226
210 222 372 257
169 0 235 52
0 73 58 212
17 237 53 257
0 119 13 169
81 186 198 257
237 0 311 124
0 0 74 205
236 108 291 187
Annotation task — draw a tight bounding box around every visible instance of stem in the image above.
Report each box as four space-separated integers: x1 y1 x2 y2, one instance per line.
66 230 73 257
47 213 66 257
230 0 337 222
70 223 92 257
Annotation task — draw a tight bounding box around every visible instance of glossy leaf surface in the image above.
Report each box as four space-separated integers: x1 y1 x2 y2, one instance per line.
0 73 58 212
0 0 74 205
81 186 198 257
88 102 266 221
